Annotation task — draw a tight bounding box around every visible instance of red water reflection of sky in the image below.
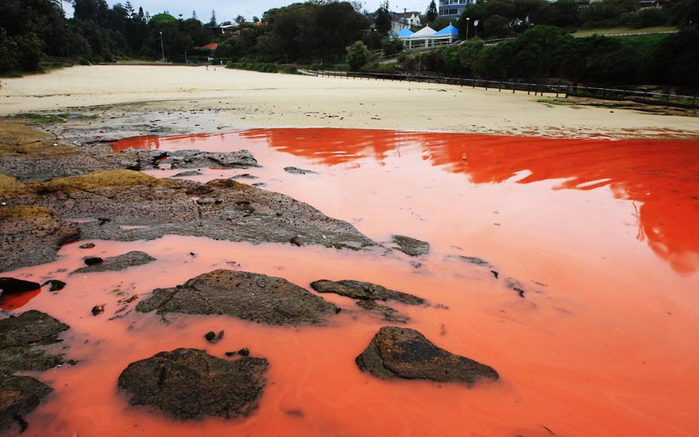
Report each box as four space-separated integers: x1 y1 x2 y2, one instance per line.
5 129 697 437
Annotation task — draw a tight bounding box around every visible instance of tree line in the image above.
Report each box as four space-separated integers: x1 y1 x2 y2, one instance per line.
1 0 697 88
399 25 698 87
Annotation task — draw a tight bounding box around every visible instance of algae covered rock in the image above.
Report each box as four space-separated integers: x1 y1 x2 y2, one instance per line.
0 310 70 373
0 205 80 273
117 348 267 420
356 326 499 386
18 170 375 251
0 374 53 432
136 269 339 326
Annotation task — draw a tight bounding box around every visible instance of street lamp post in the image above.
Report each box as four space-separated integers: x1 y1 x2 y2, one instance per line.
466 17 470 40
159 31 165 63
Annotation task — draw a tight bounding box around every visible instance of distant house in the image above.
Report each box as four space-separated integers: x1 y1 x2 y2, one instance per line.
438 0 476 19
391 11 421 33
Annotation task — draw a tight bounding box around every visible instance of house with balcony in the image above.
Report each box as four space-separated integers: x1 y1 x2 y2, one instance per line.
438 0 476 19
391 11 422 33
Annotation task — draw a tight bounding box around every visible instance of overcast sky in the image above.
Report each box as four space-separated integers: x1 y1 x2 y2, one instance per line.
63 0 431 23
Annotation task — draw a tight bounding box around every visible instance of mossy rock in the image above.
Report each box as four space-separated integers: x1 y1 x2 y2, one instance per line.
41 170 177 192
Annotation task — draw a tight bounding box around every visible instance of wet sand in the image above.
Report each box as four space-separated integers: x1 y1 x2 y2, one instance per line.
1 65 698 139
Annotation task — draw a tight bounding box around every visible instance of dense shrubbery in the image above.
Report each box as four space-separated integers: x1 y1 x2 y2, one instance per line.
396 26 698 87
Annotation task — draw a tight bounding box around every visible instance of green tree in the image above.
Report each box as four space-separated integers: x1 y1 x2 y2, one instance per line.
346 40 370 70
532 0 580 28
426 0 438 23
375 1 392 36
382 35 404 55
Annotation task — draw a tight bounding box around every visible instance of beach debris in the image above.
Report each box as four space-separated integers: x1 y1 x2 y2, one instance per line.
205 330 224 343
356 326 499 386
118 348 268 420
91 304 105 316
79 243 96 249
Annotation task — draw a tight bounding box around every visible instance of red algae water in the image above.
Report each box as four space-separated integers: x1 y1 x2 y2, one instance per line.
4 129 699 436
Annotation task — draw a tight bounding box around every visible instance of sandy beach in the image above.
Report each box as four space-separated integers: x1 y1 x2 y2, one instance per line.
2 65 698 138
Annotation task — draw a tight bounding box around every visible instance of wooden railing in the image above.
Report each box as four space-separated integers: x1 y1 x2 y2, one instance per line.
311 70 698 108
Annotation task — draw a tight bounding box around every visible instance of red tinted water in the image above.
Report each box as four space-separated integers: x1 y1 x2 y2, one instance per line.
4 129 699 436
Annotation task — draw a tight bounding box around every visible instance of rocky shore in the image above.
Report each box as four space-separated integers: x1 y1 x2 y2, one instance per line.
0 117 499 432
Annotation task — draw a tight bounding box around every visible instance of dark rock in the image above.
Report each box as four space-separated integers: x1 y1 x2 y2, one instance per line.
204 331 216 342
171 170 202 178
73 251 156 274
284 166 317 175
0 375 53 432
356 327 499 386
159 150 260 170
0 310 69 373
0 278 41 295
84 256 103 266
18 171 375 251
136 269 338 326
238 348 250 357
117 348 267 420
310 279 426 306
79 243 95 249
119 149 167 170
42 279 66 292
507 279 526 298
355 300 410 323
391 235 430 257
491 270 499 279
225 351 237 357
91 304 105 316
229 173 258 180
450 255 491 267
0 205 80 274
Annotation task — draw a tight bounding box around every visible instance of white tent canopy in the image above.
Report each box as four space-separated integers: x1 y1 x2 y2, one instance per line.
398 25 460 49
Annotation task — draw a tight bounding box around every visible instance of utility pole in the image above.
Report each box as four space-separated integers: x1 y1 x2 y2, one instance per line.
159 31 165 63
